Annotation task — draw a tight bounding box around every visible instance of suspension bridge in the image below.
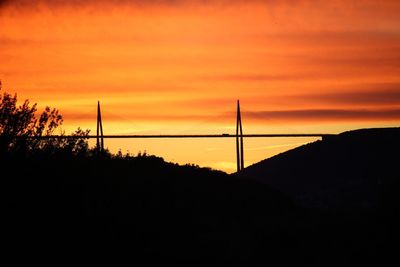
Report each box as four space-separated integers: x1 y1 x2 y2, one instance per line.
30 100 334 172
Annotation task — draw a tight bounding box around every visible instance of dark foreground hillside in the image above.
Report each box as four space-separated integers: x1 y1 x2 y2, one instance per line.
238 127 400 266
4 127 400 266
5 155 295 266
240 127 400 211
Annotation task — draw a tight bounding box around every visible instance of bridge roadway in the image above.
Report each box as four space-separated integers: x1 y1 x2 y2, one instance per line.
24 133 334 139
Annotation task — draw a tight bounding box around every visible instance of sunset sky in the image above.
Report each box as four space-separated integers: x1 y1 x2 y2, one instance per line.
1 0 400 172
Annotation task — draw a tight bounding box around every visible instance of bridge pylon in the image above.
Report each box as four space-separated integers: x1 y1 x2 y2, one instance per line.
236 100 244 172
96 101 104 154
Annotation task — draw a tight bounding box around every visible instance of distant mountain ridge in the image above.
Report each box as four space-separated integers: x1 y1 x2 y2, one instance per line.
238 127 400 210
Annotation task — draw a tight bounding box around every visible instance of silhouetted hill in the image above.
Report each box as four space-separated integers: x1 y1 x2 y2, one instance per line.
239 127 400 211
4 129 400 266
235 127 400 266
5 155 295 266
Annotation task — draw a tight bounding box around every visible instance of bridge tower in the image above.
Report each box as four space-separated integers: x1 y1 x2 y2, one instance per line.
236 100 244 172
96 101 104 154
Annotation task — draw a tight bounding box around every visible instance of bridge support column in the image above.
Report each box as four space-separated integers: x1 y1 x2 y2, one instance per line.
96 101 104 154
236 100 244 172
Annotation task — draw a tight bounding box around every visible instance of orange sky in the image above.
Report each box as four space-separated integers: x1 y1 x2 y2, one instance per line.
1 0 400 172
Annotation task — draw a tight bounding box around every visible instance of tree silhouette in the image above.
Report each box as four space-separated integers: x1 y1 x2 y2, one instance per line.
0 81 89 156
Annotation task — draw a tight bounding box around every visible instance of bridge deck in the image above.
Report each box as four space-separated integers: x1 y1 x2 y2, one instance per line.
20 134 334 139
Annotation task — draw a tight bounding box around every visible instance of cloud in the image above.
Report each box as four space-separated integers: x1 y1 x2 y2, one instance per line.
0 0 254 10
0 0 178 12
61 106 400 123
158 84 400 108
61 111 216 122
300 87 400 106
258 30 400 46
2 0 400 128
201 73 312 82
244 108 400 122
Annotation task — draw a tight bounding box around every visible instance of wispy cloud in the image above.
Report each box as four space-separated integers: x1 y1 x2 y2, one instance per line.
148 85 400 108
60 107 400 123
299 88 400 106
200 74 314 82
244 108 400 121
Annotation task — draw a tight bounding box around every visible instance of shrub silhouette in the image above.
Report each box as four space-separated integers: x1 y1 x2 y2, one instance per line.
0 82 91 157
